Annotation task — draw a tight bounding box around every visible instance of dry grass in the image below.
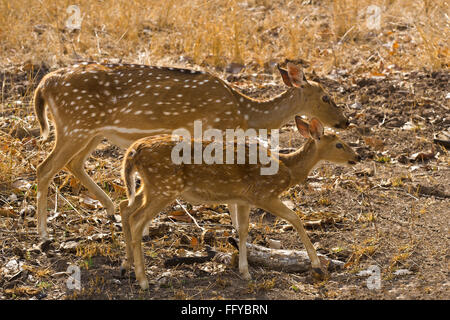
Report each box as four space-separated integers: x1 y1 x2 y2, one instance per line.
0 0 447 72
0 0 449 300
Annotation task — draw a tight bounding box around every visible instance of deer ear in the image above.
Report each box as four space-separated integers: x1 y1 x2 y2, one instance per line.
309 118 324 140
287 63 306 87
277 64 293 87
295 116 311 138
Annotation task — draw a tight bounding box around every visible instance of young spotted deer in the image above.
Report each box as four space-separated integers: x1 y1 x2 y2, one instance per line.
34 61 348 240
119 117 359 289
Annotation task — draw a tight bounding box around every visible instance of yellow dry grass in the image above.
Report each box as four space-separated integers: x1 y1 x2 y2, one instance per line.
0 0 447 72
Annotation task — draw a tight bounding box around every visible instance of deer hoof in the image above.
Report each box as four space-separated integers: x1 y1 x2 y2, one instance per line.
312 267 329 281
120 266 127 277
139 279 149 290
38 229 49 241
38 238 53 252
241 271 252 281
120 260 132 276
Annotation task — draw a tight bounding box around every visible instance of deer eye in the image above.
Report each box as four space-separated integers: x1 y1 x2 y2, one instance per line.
336 143 343 149
322 95 330 103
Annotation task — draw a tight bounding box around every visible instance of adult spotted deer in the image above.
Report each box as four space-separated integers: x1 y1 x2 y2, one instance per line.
34 61 348 239
119 117 360 289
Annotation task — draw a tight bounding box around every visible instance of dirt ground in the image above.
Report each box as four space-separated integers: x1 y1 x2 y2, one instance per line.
0 1 449 301
0 64 448 300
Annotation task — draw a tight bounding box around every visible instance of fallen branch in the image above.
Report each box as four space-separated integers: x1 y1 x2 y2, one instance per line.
163 237 344 273
227 237 344 273
175 199 205 231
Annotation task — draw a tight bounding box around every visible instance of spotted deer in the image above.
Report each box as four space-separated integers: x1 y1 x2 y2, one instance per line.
119 117 359 289
34 61 349 239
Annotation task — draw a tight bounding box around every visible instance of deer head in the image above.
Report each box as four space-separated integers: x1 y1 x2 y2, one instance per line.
278 63 349 129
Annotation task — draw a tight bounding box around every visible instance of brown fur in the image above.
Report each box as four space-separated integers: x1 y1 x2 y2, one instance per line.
34 62 348 240
119 118 359 289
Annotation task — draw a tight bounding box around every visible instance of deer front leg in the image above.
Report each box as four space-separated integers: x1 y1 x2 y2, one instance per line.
229 203 239 231
256 198 326 278
235 204 251 280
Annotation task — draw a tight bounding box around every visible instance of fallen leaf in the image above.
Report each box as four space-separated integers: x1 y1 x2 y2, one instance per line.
0 207 16 217
370 71 386 77
5 286 41 297
11 179 32 192
409 149 435 162
304 220 323 228
401 121 416 130
389 41 399 55
170 210 187 216
190 236 199 250
433 131 450 149
354 167 375 177
22 62 35 71
225 62 245 74
79 194 102 209
70 177 81 194
394 269 413 276
1 143 9 152
364 137 384 151
169 211 192 223
112 182 126 195
281 199 295 210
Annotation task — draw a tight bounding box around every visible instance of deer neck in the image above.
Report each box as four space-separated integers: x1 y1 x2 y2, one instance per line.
233 88 301 129
279 139 321 187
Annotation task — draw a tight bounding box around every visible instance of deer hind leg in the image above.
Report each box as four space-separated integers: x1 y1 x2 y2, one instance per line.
36 136 92 240
128 193 174 290
65 136 116 218
256 198 325 276
234 204 251 280
119 189 145 274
